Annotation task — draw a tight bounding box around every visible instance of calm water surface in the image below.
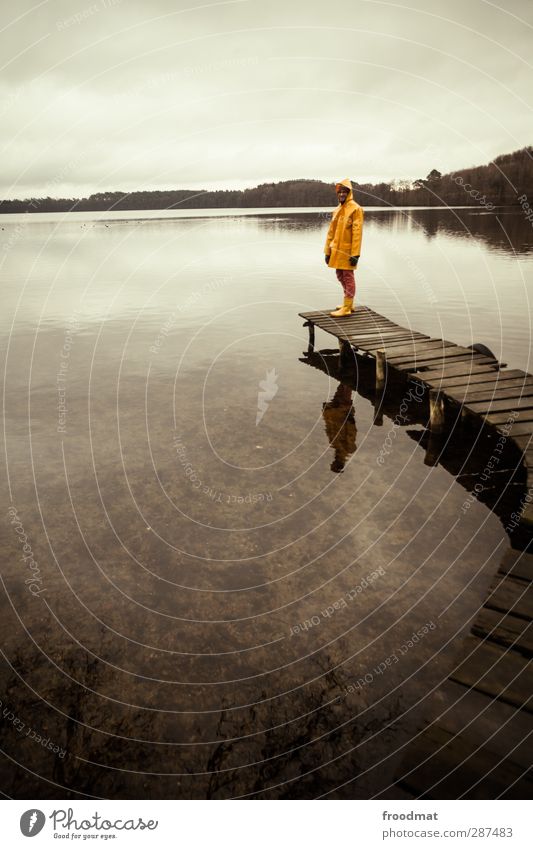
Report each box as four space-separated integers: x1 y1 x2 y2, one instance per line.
0 207 531 798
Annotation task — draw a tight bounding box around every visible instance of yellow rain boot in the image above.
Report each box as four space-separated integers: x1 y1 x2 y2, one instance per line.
330 296 354 317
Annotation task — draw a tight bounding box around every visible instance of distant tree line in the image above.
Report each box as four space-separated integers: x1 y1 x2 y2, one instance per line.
1 146 531 214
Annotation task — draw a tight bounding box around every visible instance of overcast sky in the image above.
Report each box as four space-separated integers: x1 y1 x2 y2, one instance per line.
1 0 532 198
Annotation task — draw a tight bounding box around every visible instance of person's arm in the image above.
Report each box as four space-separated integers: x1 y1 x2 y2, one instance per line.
324 214 336 256
351 207 363 259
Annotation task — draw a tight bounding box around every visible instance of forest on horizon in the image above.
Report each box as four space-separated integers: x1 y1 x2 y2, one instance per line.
1 145 531 214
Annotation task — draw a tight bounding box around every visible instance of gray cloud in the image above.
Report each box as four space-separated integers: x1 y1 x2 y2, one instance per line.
1 0 532 198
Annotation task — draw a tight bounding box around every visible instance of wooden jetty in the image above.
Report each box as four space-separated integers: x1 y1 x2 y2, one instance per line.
299 306 533 799
394 547 533 799
299 306 533 531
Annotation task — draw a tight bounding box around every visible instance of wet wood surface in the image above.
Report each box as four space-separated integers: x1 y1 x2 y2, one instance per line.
393 550 533 799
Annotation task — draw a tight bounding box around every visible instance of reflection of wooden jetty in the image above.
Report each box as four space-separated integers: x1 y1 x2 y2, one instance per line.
299 307 533 799
300 350 526 539
299 306 533 530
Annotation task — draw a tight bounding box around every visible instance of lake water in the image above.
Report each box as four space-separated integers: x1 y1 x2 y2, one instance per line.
0 206 531 798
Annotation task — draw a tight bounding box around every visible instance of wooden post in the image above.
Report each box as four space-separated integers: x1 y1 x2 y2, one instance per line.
339 340 353 369
424 431 442 466
429 389 446 433
376 349 387 394
303 321 315 353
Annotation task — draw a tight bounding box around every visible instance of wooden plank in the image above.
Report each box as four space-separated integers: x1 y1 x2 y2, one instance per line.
344 328 414 338
346 322 406 331
310 330 422 347
338 313 402 321
388 348 463 364
353 336 422 349
423 370 530 391
388 347 496 366
369 340 455 358
330 334 408 345
316 315 397 325
367 331 428 341
466 396 533 414
340 315 397 323
486 409 533 425
314 321 404 334
361 335 426 347
472 608 533 656
499 550 533 583
450 635 533 713
348 335 420 345
390 354 495 375
388 344 480 361
396 354 498 373
353 328 422 338
365 340 433 353
314 325 403 336
413 364 500 381
485 574 533 619
429 679 533 770
455 386 533 405
499 421 533 437
317 311 393 320
344 322 400 330
303 320 391 332
424 375 501 390
397 723 533 799
420 362 500 375
430 376 533 396
344 323 421 333
308 320 385 330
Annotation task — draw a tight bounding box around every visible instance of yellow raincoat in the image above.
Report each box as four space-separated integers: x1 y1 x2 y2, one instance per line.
323 404 357 464
322 383 357 472
324 178 363 270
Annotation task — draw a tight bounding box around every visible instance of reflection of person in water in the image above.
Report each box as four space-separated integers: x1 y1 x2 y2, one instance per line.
322 382 357 473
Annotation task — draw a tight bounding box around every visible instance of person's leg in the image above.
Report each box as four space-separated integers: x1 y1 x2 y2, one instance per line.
335 269 346 308
342 270 355 299
330 269 355 316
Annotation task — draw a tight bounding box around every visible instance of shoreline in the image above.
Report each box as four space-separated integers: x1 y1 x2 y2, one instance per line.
0 204 518 225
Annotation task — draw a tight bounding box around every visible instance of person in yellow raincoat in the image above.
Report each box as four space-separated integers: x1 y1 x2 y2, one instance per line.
324 178 364 317
322 382 357 473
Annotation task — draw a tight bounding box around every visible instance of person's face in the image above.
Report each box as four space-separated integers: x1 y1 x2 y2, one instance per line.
337 187 349 204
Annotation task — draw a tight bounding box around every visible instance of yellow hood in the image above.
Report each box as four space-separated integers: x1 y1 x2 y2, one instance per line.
335 178 354 203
